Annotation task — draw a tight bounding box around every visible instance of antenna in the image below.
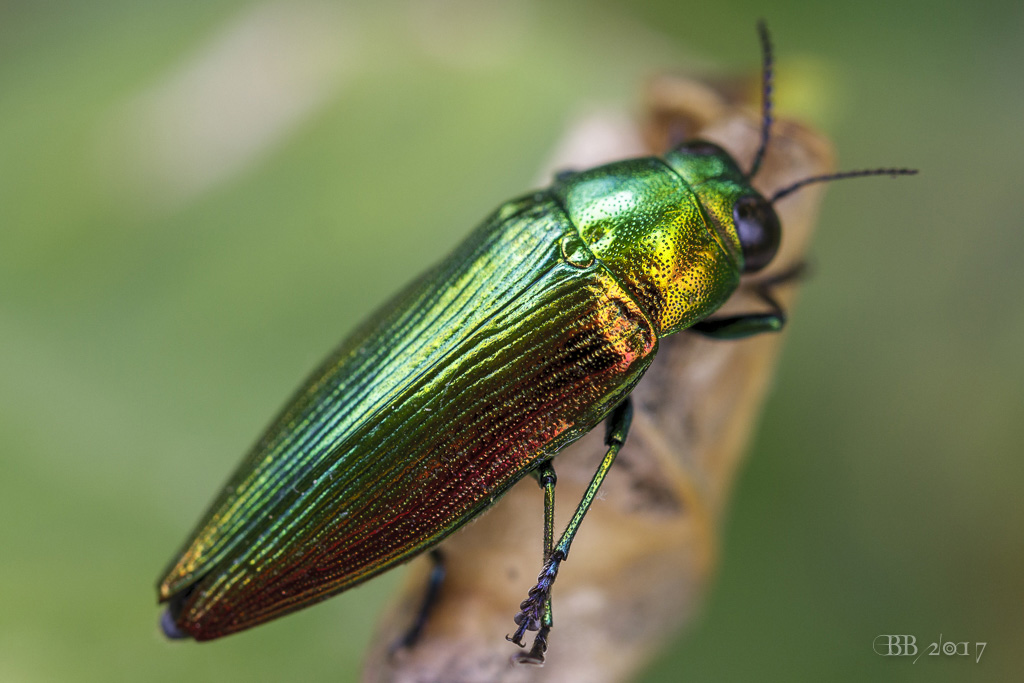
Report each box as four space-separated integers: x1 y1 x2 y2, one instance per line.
771 168 918 203
747 20 774 180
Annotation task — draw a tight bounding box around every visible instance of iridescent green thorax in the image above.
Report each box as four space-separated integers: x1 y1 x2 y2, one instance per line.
663 143 763 268
551 154 744 337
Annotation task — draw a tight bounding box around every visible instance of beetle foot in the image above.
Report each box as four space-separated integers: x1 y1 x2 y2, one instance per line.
511 624 550 665
507 588 545 646
507 552 562 651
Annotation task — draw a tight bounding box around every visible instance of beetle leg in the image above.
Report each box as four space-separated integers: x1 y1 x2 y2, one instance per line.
389 549 446 656
512 462 558 664
690 262 806 339
536 463 558 564
509 398 633 664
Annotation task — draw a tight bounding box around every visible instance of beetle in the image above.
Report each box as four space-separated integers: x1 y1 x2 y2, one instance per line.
156 23 914 662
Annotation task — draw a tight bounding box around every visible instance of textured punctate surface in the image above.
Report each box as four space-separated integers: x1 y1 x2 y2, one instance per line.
159 193 659 639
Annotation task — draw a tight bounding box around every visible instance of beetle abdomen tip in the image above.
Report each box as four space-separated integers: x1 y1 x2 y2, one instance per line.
160 607 189 640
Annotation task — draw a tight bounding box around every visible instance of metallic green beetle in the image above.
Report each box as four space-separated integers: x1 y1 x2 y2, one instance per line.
157 24 914 662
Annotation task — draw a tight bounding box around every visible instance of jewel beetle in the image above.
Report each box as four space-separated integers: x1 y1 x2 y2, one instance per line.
156 23 915 662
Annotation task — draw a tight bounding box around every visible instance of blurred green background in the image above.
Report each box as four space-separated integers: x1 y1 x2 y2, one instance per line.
2 0 1021 681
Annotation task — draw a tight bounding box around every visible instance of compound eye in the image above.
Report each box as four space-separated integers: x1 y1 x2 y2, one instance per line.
733 195 781 273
